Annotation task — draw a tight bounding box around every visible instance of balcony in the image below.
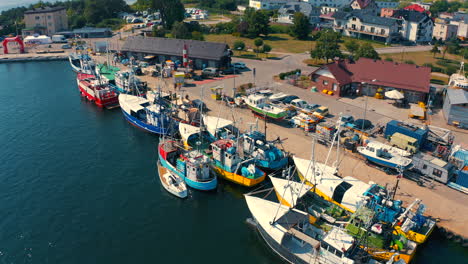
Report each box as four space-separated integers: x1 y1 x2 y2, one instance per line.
344 27 390 37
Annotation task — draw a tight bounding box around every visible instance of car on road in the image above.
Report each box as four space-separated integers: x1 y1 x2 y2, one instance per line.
202 67 220 77
231 62 246 69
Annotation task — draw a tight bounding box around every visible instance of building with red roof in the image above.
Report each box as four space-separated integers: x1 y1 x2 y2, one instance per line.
309 58 431 103
404 4 431 15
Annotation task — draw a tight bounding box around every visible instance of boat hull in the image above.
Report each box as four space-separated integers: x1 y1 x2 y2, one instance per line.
69 56 94 75
211 165 265 187
255 157 288 171
252 217 309 264
121 108 175 135
159 153 217 191
362 153 412 170
78 82 119 108
157 161 187 198
247 105 286 120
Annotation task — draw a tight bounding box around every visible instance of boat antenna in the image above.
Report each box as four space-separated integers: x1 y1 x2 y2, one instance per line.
320 113 343 177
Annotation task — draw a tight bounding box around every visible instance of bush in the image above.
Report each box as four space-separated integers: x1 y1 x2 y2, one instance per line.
404 60 415 65
279 73 286 80
231 32 241 37
422 63 433 68
431 66 443 73
430 79 446 85
444 66 458 75
384 57 393 62
436 60 449 67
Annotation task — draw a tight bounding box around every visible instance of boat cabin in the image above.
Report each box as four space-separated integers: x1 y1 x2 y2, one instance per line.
180 150 212 181
211 139 241 171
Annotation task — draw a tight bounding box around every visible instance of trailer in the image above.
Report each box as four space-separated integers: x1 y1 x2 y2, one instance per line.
384 120 428 151
412 153 456 184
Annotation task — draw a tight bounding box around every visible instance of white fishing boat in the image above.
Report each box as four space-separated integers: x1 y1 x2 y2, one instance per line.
448 62 467 90
365 141 412 157
269 92 290 101
245 94 288 120
245 195 365 264
157 161 187 198
357 144 413 170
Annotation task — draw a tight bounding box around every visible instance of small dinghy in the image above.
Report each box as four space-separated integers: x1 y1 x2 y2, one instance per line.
157 161 187 198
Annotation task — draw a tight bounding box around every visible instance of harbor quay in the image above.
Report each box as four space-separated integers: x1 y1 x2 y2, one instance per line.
99 53 468 240
79 50 468 242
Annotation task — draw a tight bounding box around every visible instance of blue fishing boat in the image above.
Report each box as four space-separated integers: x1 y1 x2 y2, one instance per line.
239 131 288 171
357 142 413 170
118 93 177 135
158 140 217 191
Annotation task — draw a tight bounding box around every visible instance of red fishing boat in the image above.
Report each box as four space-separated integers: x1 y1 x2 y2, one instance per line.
77 73 119 108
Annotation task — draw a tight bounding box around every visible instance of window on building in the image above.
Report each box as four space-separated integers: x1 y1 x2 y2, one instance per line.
360 25 365 31
370 27 375 33
352 24 356 30
423 164 427 170
332 83 338 91
48 22 52 26
323 80 329 85
433 168 443 178
48 15 51 19
35 16 40 20
381 29 385 35
352 17 356 21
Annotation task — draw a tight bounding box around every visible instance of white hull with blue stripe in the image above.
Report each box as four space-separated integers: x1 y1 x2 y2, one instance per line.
358 145 412 170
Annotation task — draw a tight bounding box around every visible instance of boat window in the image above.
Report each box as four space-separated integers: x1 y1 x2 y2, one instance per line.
369 147 375 152
332 181 352 204
432 168 443 178
336 251 343 258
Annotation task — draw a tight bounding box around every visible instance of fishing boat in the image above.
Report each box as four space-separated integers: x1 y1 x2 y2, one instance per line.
158 140 217 191
448 62 467 90
245 94 288 120
157 161 187 198
210 139 266 187
357 144 413 170
365 141 412 157
118 93 177 135
203 115 238 140
95 63 120 85
244 194 389 264
240 130 288 171
268 92 290 101
68 53 95 74
77 73 119 108
179 122 215 151
114 70 147 94
270 175 436 263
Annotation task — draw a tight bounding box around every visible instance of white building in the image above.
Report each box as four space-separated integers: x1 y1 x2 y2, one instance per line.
249 0 298 10
303 0 351 8
277 2 320 24
394 10 434 43
332 10 400 43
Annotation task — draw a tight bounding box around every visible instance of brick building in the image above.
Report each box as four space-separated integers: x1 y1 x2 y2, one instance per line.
309 58 431 103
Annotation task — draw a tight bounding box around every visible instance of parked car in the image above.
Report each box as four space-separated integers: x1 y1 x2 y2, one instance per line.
231 62 246 69
61 44 72 49
280 95 299 104
221 67 237 75
202 67 220 77
313 106 329 117
191 99 208 112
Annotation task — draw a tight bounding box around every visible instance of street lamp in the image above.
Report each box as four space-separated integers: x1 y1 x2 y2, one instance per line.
360 79 377 131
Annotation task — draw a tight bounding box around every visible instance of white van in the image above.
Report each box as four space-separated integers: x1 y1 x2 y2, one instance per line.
52 35 67 43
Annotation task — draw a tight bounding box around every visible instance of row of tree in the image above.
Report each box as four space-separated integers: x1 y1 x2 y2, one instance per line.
310 30 380 63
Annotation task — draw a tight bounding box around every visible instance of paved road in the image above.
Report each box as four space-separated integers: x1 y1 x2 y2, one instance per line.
376 45 433 54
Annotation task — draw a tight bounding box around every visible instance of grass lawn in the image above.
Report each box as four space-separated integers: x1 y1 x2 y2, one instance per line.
205 33 387 54
232 50 281 60
341 36 387 49
382 51 467 67
206 33 315 53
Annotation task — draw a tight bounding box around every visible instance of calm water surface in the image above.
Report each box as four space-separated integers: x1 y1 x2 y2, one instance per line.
0 61 466 263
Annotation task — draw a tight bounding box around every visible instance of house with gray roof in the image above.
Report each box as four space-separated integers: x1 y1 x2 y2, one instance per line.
443 89 468 128
277 2 320 25
121 36 231 69
332 10 401 43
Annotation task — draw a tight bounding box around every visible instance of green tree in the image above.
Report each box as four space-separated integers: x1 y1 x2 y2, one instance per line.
430 44 440 58
254 38 264 52
463 48 468 60
310 30 343 63
441 44 448 59
344 39 360 55
233 40 245 51
191 31 205 41
289 12 310 40
171 21 191 39
244 8 269 38
355 43 380 60
152 0 185 29
152 26 166 37
263 43 272 53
